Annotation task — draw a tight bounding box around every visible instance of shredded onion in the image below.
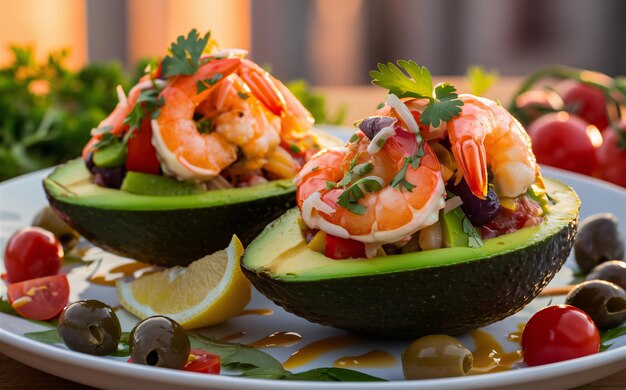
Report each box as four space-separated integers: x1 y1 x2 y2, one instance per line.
211 48 249 58
444 196 464 213
116 85 127 106
386 94 419 133
367 125 396 154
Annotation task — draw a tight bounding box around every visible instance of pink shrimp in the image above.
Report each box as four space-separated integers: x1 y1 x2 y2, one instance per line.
446 95 538 199
296 127 446 244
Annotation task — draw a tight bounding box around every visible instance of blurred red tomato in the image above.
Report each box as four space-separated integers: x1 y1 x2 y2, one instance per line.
559 81 609 132
528 112 599 176
597 123 626 187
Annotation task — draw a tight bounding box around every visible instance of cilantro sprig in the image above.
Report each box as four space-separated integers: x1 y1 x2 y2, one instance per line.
390 157 416 191
162 29 210 78
123 88 165 133
337 177 383 215
461 216 484 248
370 60 464 126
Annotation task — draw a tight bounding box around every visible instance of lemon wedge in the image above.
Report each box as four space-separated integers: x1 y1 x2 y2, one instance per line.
116 235 251 329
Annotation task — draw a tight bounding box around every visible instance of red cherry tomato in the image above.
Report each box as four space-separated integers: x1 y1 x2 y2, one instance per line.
522 305 600 367
4 227 63 283
559 80 610 132
184 349 221 374
7 274 70 320
126 117 160 174
325 234 366 259
597 124 626 188
528 112 599 176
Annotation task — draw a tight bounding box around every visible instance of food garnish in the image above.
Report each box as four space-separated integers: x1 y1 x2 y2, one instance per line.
116 236 251 328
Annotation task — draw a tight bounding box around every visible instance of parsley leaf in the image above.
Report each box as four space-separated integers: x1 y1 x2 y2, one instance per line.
391 157 416 191
467 66 498 96
196 73 223 93
289 143 301 154
421 84 464 127
337 177 382 215
462 216 484 248
370 60 464 126
92 132 120 151
371 60 433 98
162 29 210 77
349 133 359 143
237 91 250 100
600 325 626 351
123 88 165 133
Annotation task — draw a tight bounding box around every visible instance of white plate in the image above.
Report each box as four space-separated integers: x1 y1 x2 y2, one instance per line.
1 137 626 389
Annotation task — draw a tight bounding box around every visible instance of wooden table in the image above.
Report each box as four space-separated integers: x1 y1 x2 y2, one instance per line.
3 78 626 389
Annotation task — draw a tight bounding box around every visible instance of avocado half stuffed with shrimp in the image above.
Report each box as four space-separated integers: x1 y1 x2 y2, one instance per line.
242 61 579 338
44 30 341 267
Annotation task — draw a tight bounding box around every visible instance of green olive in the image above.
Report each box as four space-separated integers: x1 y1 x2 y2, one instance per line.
32 206 80 251
402 334 473 379
565 280 626 329
58 300 121 356
574 213 625 274
586 261 626 291
129 316 190 369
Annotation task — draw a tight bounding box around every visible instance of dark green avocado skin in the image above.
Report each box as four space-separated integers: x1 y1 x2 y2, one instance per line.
243 220 576 338
242 190 579 339
48 194 294 267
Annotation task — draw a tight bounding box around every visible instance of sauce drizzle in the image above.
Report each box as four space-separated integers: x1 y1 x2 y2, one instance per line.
334 350 396 368
283 334 360 369
89 261 154 286
235 308 274 317
247 332 302 348
469 330 522 374
220 331 246 342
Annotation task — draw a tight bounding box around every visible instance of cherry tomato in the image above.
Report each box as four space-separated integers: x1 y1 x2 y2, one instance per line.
126 117 160 174
528 112 599 176
184 349 221 374
325 234 366 260
559 80 610 132
522 305 600 367
4 227 63 283
597 123 626 188
7 274 70 320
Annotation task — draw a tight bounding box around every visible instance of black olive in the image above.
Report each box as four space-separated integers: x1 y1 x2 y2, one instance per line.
574 213 625 274
448 178 500 226
402 335 473 379
586 261 626 291
129 316 190 369
58 300 122 356
32 206 80 251
565 280 626 329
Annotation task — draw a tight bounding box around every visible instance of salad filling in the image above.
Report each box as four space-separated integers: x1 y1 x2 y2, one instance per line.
296 61 547 259
81 30 320 191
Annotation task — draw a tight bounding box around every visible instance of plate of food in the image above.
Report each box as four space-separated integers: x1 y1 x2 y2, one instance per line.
2 31 626 390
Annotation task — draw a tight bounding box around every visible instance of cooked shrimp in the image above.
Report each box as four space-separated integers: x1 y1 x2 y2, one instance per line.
151 58 242 180
196 73 282 174
446 94 538 199
296 128 446 244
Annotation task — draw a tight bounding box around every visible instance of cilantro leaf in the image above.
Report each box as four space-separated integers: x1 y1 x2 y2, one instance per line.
162 29 210 77
370 60 464 127
123 88 165 136
420 84 464 127
370 61 433 99
92 132 120 151
337 177 382 215
467 66 498 96
391 157 416 191
237 91 250 100
196 73 223 93
461 216 484 248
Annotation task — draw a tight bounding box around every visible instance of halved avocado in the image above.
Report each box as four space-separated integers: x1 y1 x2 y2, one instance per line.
241 178 580 338
44 160 296 266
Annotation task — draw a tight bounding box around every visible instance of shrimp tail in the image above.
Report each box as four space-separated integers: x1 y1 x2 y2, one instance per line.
452 137 488 199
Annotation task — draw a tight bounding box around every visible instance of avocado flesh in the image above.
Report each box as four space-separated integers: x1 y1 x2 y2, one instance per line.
242 178 579 338
93 141 126 168
441 208 470 248
121 172 203 196
44 159 295 266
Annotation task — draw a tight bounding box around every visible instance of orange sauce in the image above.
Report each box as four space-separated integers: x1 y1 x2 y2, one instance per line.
220 331 246 342
235 308 274 317
508 323 526 345
469 330 522 374
89 261 154 286
283 334 361 370
334 350 396 368
539 285 576 296
247 332 302 348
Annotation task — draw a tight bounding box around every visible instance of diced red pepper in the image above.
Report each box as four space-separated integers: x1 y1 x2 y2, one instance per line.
325 234 366 259
126 117 160 174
